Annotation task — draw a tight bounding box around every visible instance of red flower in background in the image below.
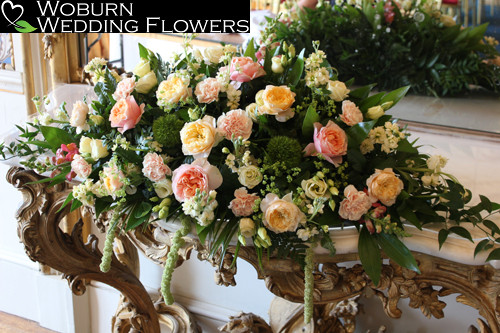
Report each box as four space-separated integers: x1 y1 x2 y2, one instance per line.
384 1 395 24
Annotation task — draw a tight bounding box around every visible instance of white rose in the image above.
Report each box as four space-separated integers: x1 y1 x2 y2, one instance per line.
69 101 90 133
239 218 255 238
271 56 284 74
133 59 151 77
80 137 109 161
238 165 262 189
154 178 173 198
203 46 224 64
427 155 448 172
366 105 385 120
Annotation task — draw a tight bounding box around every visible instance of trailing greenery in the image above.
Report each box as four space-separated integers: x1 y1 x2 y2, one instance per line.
270 0 500 97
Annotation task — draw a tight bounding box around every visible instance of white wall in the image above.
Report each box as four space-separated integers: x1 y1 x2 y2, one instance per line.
0 33 498 333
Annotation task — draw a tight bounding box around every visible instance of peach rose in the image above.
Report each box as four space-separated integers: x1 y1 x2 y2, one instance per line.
338 185 372 221
195 78 221 104
303 120 348 166
260 193 306 233
217 109 253 141
113 77 136 100
340 100 363 126
142 152 171 182
102 165 125 194
156 74 192 106
229 188 259 217
258 85 296 122
229 56 266 83
109 96 145 133
180 115 218 158
366 168 404 206
71 154 92 179
171 158 223 202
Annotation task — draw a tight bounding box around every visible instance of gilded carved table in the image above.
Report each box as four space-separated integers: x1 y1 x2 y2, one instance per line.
7 166 500 332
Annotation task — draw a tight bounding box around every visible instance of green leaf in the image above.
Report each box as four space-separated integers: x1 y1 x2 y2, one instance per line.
486 248 500 262
14 20 37 33
474 239 491 258
57 192 74 213
286 48 305 86
449 226 473 242
302 104 320 137
397 138 418 154
438 229 449 249
358 226 382 286
379 86 411 109
483 220 500 235
244 38 257 61
39 126 77 152
134 201 152 219
349 83 377 100
376 232 420 274
346 118 378 148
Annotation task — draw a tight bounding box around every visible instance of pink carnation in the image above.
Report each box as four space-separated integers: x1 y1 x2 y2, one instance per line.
142 152 171 182
113 77 136 101
340 100 363 126
71 154 92 179
171 158 223 202
229 57 266 83
229 188 259 217
109 96 145 134
303 120 348 166
217 109 253 140
195 78 221 104
338 185 372 221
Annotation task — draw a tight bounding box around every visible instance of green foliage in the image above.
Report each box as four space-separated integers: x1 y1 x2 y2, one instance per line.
264 135 303 168
152 114 184 148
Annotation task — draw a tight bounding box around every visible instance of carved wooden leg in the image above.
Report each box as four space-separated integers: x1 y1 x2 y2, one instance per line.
7 167 160 333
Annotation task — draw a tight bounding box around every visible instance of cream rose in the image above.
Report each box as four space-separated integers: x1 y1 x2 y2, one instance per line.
239 218 255 238
79 137 109 161
69 101 90 133
156 74 192 106
366 168 404 206
327 80 350 102
153 178 173 198
258 85 296 122
260 193 306 233
203 46 225 64
366 105 385 120
135 71 158 94
301 177 329 199
338 185 372 221
238 165 262 189
180 115 218 158
133 59 151 77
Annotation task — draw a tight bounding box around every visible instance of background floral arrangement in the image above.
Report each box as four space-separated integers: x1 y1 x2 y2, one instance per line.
1 34 500 323
270 0 500 97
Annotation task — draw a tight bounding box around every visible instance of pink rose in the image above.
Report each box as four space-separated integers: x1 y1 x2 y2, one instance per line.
71 154 92 179
195 78 221 104
171 158 223 202
229 188 259 217
338 185 372 221
303 121 348 166
217 109 253 141
142 152 171 182
229 57 266 83
113 77 136 101
109 96 145 133
340 100 363 126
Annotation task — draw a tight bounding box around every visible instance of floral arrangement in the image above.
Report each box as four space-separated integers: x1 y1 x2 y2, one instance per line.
270 0 500 97
2 34 500 323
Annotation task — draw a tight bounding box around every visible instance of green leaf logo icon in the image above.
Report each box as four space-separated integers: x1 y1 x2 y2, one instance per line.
14 20 37 33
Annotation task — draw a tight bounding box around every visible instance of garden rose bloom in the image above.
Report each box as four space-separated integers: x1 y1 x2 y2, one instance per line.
239 218 255 237
366 168 404 206
180 115 218 158
195 78 221 104
229 56 266 82
366 105 385 120
79 137 109 161
203 46 225 64
238 165 262 189
301 177 329 199
340 100 363 126
217 109 253 140
142 152 171 182
327 80 350 102
156 74 192 105
113 77 136 100
258 85 296 122
303 121 348 166
260 193 306 233
171 158 222 202
69 101 90 133
102 165 125 194
339 185 372 221
71 154 92 179
153 178 173 198
229 188 259 217
135 71 157 94
109 96 145 133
